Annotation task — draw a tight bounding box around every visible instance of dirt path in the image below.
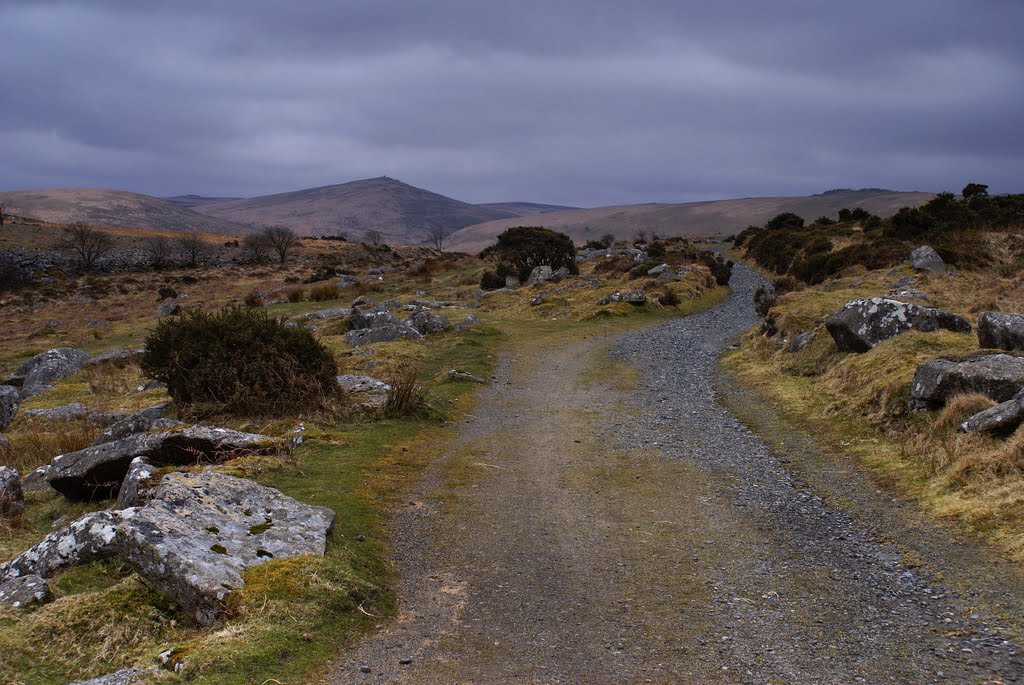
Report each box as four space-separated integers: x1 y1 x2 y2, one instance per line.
333 266 1024 684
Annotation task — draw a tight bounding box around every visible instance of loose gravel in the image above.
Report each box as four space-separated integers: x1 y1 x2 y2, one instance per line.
334 264 1024 684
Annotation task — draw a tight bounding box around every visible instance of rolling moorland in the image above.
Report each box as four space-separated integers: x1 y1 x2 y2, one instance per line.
0 185 1023 683
1 178 930 247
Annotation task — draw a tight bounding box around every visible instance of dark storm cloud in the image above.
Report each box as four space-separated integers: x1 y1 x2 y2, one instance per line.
1 0 1023 205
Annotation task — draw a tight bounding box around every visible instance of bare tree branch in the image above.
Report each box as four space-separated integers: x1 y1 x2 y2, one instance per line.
263 226 299 263
60 222 114 272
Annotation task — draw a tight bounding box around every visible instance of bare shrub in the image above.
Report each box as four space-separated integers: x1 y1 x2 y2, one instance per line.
286 287 306 303
364 229 384 246
263 226 299 264
61 222 114 272
242 233 271 264
146 236 174 270
177 231 210 268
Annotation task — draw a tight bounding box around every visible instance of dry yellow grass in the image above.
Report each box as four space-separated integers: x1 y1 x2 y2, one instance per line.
729 257 1024 561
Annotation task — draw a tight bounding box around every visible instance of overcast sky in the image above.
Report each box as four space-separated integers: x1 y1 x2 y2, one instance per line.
2 1 1022 207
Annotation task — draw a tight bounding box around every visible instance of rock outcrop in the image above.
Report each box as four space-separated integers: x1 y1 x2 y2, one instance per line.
959 389 1024 435
93 403 175 446
910 245 945 273
825 297 971 353
525 265 553 286
0 574 51 609
6 348 92 397
115 457 158 509
345 324 423 347
67 668 150 685
1 471 335 626
910 354 1024 410
83 349 144 367
22 403 129 427
978 312 1024 351
407 310 451 335
304 307 352 321
46 424 282 500
600 290 647 306
347 306 398 330
0 385 19 430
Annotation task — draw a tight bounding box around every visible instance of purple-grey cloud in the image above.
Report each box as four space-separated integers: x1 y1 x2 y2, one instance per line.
1 0 1022 206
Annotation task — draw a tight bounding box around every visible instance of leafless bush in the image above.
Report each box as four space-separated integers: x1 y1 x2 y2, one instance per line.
61 222 114 272
146 235 174 269
364 229 384 246
242 233 271 264
177 231 210 268
263 226 299 263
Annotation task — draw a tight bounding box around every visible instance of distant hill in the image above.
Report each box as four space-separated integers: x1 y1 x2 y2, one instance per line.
447 189 934 253
192 177 517 242
476 202 580 216
163 194 243 210
0 188 248 234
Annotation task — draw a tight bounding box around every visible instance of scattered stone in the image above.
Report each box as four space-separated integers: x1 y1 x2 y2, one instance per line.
0 384 20 430
83 349 144 367
337 374 392 410
787 331 816 353
959 389 1024 435
910 354 1024 410
825 297 971 353
0 466 25 522
22 402 128 427
115 457 158 509
67 668 149 685
136 379 166 393
887 288 931 304
116 471 335 626
345 324 423 347
408 299 452 309
600 290 647 306
6 347 92 397
347 306 399 330
406 310 451 335
455 315 482 332
46 424 282 500
351 295 373 307
505 276 521 289
530 296 545 306
525 265 554 286
892 275 918 288
93 403 175 446
304 307 352 321
0 574 51 609
910 245 945 273
156 301 182 318
647 263 670 276
978 312 1024 351
447 370 487 384
552 266 572 282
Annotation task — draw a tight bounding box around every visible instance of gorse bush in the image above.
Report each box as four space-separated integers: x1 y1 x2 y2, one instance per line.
142 306 339 416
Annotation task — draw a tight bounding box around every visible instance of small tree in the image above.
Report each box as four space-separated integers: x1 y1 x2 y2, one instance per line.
426 225 448 252
263 225 298 263
177 231 209 268
479 226 579 281
242 233 271 264
962 182 989 199
364 229 384 246
61 222 114 272
146 236 173 270
0 203 6 227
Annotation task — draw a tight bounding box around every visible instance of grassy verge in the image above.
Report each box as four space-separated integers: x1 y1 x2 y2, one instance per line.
723 263 1024 562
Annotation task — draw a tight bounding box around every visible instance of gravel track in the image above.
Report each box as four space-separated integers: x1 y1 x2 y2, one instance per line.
333 264 1024 684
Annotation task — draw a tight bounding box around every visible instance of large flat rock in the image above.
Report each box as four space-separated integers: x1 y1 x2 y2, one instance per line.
46 424 282 500
1 471 335 626
6 348 92 397
910 354 1024 410
825 297 971 353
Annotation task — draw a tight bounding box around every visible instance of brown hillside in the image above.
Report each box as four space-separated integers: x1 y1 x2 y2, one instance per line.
0 188 248 235
447 190 934 253
193 176 516 242
476 201 580 216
